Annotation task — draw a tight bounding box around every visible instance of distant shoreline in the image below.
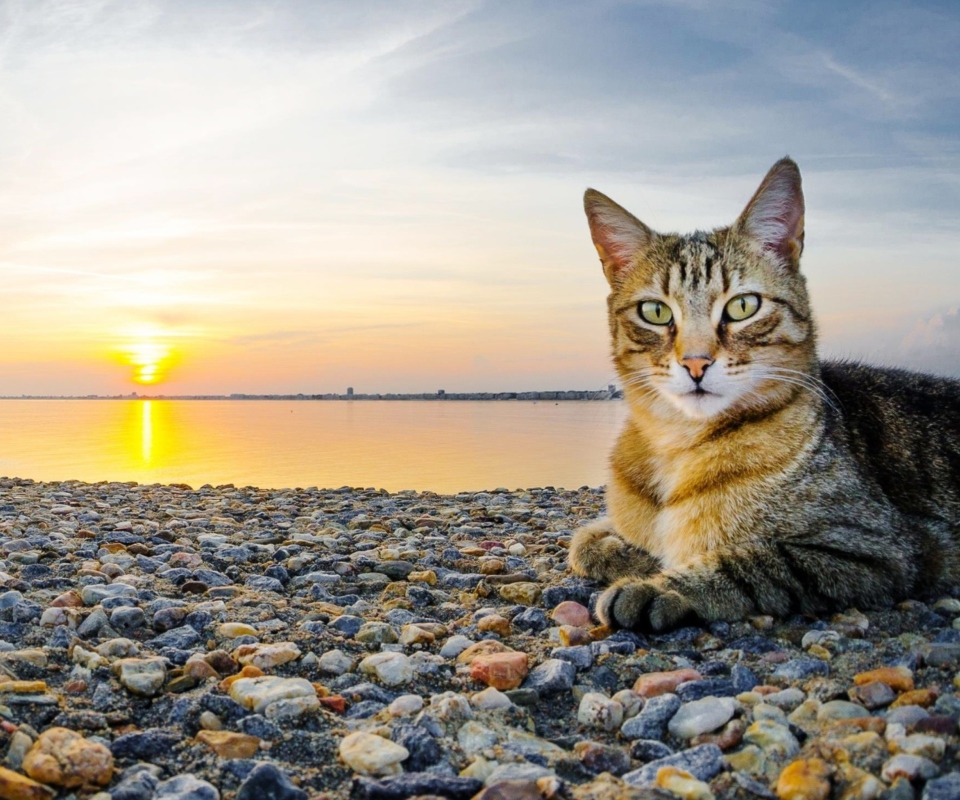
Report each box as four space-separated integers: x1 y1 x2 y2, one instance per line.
0 389 623 401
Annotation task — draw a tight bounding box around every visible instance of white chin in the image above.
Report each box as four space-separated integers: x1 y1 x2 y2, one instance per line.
665 391 732 419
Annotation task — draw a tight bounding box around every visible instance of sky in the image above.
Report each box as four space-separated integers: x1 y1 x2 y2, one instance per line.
1 0 960 395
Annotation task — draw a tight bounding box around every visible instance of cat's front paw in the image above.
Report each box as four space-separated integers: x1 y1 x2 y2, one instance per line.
595 578 695 633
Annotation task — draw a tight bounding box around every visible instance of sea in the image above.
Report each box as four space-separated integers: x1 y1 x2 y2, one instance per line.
0 399 627 494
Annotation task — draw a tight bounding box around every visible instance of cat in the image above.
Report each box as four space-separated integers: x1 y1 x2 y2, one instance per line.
569 157 960 633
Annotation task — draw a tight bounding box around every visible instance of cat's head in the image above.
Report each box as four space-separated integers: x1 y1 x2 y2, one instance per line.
585 158 816 420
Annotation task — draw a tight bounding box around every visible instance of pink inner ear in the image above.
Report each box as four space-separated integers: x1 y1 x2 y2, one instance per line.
745 174 804 261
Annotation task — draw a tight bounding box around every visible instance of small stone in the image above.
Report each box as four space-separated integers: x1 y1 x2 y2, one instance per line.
631 739 674 762
318 649 353 675
22 727 113 788
743 720 800 759
853 667 914 693
154 775 220 800
772 658 830 681
522 659 575 695
634 669 702 698
113 657 167 697
236 763 307 800
656 766 715 800
923 774 960 800
407 570 437 585
387 694 424 716
219 623 257 638
440 635 474 659
848 681 895 710
470 652 529 690
457 720 498 753
0 765 55 800
557 625 592 647
621 693 682 741
578 692 624 731
890 688 937 708
478 614 511 636
612 689 643 719
817 700 868 721
228 676 319 718
471 780 542 800
353 774 482 800
775 758 831 800
398 624 434 646
623 743 723 786
359 652 415 686
472 686 513 710
234 642 301 670
890 733 946 760
199 711 222 730
195 730 260 759
357 622 399 645
551 601 592 628
574 740 631 777
881 753 939 783
339 731 409 777
498 583 541 605
668 697 736 739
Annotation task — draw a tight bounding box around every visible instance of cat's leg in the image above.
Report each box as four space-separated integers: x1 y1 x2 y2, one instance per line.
568 517 661 583
596 533 916 633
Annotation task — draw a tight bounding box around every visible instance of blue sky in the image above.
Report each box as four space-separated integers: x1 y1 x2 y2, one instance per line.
1 0 959 393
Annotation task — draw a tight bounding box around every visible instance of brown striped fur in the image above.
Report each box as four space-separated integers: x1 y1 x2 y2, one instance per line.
570 158 960 632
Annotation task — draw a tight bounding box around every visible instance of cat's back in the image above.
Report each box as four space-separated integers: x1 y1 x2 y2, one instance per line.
820 360 960 521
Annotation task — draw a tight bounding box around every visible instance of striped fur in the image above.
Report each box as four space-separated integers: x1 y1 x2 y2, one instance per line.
570 158 960 632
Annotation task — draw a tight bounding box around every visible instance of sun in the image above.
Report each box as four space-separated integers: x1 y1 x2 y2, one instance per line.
115 337 174 386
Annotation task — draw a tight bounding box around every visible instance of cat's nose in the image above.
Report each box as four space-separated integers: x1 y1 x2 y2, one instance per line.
680 355 714 383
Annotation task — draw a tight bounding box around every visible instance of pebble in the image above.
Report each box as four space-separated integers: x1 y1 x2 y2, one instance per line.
359 651 415 686
743 720 800 759
0 765 55 800
339 731 409 777
194 730 260 759
621 693 682 741
228 676 319 718
522 658 575 694
775 758 830 800
154 775 220 800
387 694 424 716
470 652 529 690
113 657 167 697
551 601 592 628
623 743 724 786
22 727 113 788
235 763 307 800
634 669 702 698
881 753 940 782
234 642 301 670
668 697 737 739
578 692 624 731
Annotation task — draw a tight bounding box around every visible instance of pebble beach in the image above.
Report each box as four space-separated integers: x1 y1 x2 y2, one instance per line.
0 476 956 800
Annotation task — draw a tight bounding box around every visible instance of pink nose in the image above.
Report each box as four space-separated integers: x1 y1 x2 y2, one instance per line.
680 356 714 381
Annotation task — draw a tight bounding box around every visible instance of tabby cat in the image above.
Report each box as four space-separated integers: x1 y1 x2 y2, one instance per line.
570 157 960 633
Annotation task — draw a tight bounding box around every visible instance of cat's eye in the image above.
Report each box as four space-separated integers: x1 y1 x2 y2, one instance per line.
639 301 673 326
724 294 760 322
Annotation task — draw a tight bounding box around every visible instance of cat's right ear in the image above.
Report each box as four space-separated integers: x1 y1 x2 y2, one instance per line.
584 189 655 285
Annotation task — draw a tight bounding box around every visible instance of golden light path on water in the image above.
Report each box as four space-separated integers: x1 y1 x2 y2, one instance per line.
0 400 626 493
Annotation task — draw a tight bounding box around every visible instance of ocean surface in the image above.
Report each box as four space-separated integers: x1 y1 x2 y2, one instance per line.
0 399 627 493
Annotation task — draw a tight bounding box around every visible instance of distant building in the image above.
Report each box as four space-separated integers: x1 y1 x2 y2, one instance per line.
438 389 445 397
347 387 354 396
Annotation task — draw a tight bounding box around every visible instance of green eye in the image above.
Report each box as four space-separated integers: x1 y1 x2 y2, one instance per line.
724 294 760 322
639 300 674 326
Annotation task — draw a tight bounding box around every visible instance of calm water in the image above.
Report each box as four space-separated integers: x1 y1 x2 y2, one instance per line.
0 400 627 493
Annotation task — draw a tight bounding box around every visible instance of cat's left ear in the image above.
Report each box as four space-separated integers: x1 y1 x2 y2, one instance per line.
735 157 805 270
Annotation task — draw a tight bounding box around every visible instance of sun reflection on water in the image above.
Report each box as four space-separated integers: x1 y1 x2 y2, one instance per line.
141 401 153 464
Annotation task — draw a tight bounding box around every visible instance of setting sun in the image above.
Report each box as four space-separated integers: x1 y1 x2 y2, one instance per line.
118 340 172 385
